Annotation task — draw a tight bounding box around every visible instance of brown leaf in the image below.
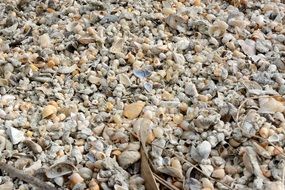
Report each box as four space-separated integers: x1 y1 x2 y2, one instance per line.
140 148 159 190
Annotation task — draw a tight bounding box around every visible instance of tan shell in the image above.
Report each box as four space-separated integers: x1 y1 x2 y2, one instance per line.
42 105 57 118
45 162 77 178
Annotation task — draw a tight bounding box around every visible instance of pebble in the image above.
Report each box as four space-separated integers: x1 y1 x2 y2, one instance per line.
6 127 25 145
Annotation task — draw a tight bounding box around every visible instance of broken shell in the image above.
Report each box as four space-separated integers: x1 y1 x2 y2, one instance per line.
259 127 269 138
166 14 187 33
42 105 57 118
123 101 145 119
23 139 43 154
57 64 77 74
157 165 184 180
0 135 6 152
118 150 141 168
110 37 124 54
46 162 77 178
89 179 100 190
211 168 225 179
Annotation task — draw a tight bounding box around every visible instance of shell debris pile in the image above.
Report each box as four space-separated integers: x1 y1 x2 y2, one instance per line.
0 0 285 189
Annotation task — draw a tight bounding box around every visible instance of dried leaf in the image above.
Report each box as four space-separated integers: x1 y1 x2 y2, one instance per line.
140 148 159 190
153 173 180 190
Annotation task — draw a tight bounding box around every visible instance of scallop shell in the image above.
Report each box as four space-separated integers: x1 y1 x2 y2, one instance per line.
42 105 57 118
45 162 77 178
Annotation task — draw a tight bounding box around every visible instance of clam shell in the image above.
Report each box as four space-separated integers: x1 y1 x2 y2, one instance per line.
45 162 77 178
42 105 57 118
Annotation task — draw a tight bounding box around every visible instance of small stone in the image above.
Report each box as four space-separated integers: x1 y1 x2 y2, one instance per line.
38 33 51 48
6 127 25 144
211 168 225 179
79 167 93 180
123 101 145 119
118 150 141 168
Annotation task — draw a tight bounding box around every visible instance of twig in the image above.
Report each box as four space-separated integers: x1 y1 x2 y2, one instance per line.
0 162 57 190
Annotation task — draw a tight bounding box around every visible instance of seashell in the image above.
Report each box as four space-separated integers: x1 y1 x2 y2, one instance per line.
0 135 6 152
197 141 212 160
78 167 93 180
211 168 225 179
123 101 145 119
173 114 184 124
57 64 77 74
89 179 100 190
0 181 14 190
199 164 214 177
45 162 77 178
6 127 25 145
193 0 201 6
23 139 43 154
150 45 168 55
54 176 64 187
201 178 214 190
157 165 184 180
118 150 141 168
42 105 57 118
77 37 96 45
118 74 132 87
258 97 285 113
176 39 190 51
264 181 284 190
184 168 202 190
173 52 185 65
256 39 272 53
0 78 8 86
69 173 84 186
144 82 153 92
15 157 33 170
38 33 51 48
185 82 198 97
110 37 124 54
272 146 283 156
166 14 187 33
133 69 151 79
209 20 228 37
268 134 281 143
153 127 164 139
